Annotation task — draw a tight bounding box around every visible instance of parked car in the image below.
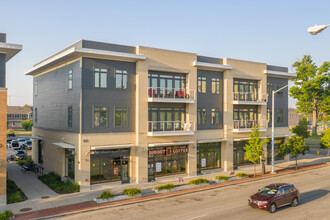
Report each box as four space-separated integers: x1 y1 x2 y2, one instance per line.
24 139 32 150
7 133 16 138
248 183 300 213
12 150 27 161
17 138 26 146
11 140 20 151
7 139 12 148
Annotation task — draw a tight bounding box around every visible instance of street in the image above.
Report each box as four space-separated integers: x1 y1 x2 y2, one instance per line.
58 165 330 220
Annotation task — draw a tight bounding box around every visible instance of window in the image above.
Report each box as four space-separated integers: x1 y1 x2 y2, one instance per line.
115 107 128 127
65 149 75 179
198 77 206 93
68 106 72 128
211 78 220 94
277 109 283 122
34 81 38 96
198 108 207 125
116 70 128 89
267 83 272 96
34 108 38 123
94 107 107 127
94 68 107 88
211 109 220 124
68 70 73 90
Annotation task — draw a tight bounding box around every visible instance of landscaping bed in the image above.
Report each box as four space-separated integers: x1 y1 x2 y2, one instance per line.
94 188 142 204
7 179 27 204
38 172 79 194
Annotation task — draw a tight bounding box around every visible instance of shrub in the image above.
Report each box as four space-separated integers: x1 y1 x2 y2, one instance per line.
0 210 14 220
7 179 27 204
61 180 80 193
21 120 33 131
154 183 175 191
6 129 14 135
189 178 210 185
98 190 113 199
235 172 249 177
16 157 33 166
38 172 79 193
215 176 229 181
123 188 141 197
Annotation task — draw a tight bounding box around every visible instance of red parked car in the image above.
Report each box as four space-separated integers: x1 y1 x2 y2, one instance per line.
248 183 300 213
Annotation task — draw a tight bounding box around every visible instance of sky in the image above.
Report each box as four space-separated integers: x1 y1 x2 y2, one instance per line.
2 0 330 107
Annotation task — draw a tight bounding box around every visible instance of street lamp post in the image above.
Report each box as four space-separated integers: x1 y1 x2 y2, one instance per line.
307 24 330 35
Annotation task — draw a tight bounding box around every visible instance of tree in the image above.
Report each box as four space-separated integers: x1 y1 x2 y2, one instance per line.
279 135 310 170
21 120 33 131
321 128 330 156
24 104 32 108
244 126 269 177
290 55 330 135
291 117 309 139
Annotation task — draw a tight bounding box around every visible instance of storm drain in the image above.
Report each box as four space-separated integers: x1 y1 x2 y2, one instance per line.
41 196 50 199
20 208 32 212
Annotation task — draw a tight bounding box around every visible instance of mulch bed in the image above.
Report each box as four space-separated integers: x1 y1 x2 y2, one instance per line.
14 162 328 220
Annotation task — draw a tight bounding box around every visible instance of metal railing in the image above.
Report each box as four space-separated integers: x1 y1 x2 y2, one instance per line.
233 119 268 130
148 87 195 100
233 92 268 102
148 121 195 133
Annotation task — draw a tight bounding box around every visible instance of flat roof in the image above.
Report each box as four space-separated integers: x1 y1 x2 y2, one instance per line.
0 42 22 62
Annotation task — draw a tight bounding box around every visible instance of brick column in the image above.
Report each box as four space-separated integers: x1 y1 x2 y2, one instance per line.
0 88 7 206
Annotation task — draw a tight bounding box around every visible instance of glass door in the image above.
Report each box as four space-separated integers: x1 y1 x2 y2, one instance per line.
110 156 121 182
121 156 129 184
100 157 111 182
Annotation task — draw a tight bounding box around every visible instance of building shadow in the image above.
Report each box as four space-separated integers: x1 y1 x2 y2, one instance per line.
299 189 329 205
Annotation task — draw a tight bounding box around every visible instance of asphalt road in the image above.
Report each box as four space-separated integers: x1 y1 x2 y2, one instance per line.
60 166 330 220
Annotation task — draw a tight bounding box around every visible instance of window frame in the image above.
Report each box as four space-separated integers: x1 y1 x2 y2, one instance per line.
68 70 73 90
197 77 206 93
34 81 38 96
277 109 283 123
34 108 38 123
94 68 108 88
115 69 128 90
198 108 207 125
68 105 73 128
211 108 220 125
93 106 108 128
114 107 128 127
211 78 220 94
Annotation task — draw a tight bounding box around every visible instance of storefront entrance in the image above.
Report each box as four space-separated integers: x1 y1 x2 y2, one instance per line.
148 145 188 182
267 138 284 164
197 142 221 173
233 141 252 169
90 148 130 184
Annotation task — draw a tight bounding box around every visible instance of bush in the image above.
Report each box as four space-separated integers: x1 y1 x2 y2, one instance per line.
154 183 175 191
98 190 113 199
0 210 14 220
235 172 249 177
21 120 33 131
6 129 14 135
189 178 210 185
123 188 141 197
38 172 79 193
215 176 229 181
6 179 27 204
16 157 32 166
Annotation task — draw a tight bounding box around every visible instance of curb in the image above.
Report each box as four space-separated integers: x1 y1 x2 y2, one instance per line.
14 162 328 220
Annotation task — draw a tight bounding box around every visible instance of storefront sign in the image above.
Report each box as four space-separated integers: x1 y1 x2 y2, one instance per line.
149 149 166 155
114 167 119 175
172 148 188 154
156 162 162 172
149 147 188 155
201 158 206 167
166 147 171 156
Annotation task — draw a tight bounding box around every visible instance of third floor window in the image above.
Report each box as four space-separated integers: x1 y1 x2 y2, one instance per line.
198 77 206 93
68 70 73 90
94 68 107 88
211 78 220 94
116 70 128 89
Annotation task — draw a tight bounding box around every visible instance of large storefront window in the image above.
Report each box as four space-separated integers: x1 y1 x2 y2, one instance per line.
148 145 188 182
90 148 130 184
197 142 221 173
267 138 285 164
65 149 75 179
233 141 253 169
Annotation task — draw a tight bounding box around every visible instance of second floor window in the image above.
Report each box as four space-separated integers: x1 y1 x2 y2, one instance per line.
68 106 72 128
198 108 207 125
94 68 107 88
198 77 206 93
34 81 38 96
211 108 220 124
34 108 38 123
116 70 128 89
277 109 283 122
115 107 128 127
68 70 73 90
211 78 220 94
94 107 107 127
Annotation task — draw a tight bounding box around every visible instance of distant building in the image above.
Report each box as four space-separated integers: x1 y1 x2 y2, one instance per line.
7 106 33 128
288 108 302 128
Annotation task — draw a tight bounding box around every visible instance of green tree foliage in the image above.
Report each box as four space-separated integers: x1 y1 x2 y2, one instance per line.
21 120 33 131
244 126 269 177
321 128 330 156
291 117 310 139
290 55 330 135
6 129 14 135
280 135 310 169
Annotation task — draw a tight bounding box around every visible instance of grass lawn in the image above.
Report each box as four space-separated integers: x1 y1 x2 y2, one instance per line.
305 136 321 147
7 179 27 204
13 128 32 137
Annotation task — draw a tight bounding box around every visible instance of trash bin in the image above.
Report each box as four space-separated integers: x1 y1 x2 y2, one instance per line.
262 161 266 174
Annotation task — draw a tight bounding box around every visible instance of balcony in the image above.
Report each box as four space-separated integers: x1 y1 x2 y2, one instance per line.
233 92 268 105
233 120 268 132
148 121 195 136
148 87 195 103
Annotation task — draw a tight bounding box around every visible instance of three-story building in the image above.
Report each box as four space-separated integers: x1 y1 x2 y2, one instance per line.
26 40 293 191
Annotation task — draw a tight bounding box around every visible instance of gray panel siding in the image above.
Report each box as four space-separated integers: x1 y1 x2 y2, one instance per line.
82 58 136 133
0 33 6 43
267 77 288 127
197 56 222 64
0 53 6 87
82 40 136 54
267 65 288 73
197 69 223 130
33 60 81 132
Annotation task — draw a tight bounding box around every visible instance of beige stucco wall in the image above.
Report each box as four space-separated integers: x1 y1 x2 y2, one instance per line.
0 89 7 205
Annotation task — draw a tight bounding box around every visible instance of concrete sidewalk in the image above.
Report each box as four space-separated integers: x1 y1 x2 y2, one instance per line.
2 155 330 215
